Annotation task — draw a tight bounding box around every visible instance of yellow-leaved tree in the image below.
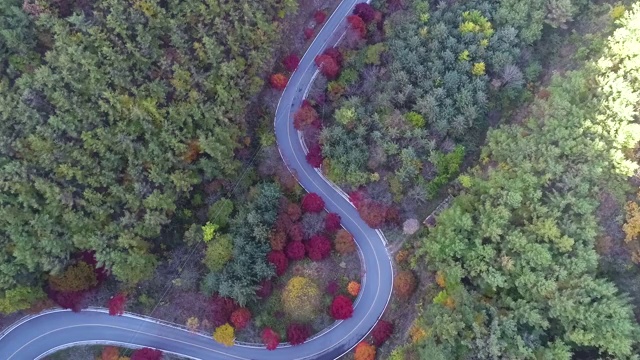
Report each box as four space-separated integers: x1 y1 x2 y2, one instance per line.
213 323 235 347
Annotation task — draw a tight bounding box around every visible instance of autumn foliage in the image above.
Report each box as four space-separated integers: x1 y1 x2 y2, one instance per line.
347 15 367 38
314 10 327 24
287 323 311 345
270 73 288 91
325 212 341 232
107 293 126 316
330 295 354 320
267 250 289 276
371 320 394 346
270 230 287 251
347 281 360 297
131 347 163 360
210 295 239 326
354 3 376 22
358 200 387 228
287 203 302 222
283 276 321 321
282 54 300 72
213 323 235 347
293 103 319 130
334 229 356 254
262 327 280 350
394 270 417 299
354 342 376 360
101 346 120 360
256 279 273 299
314 54 340 79
47 252 107 312
306 145 324 168
285 240 306 260
304 28 314 40
230 307 251 330
306 235 332 261
301 193 325 212
288 222 305 242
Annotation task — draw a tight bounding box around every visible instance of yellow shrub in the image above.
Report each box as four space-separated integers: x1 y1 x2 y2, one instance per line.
213 323 235 347
282 276 320 321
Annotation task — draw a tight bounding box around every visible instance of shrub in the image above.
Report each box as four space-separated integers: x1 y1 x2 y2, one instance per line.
347 281 360 297
304 28 314 40
203 234 233 272
287 323 311 345
101 346 119 360
285 241 306 260
262 327 280 350
354 342 376 360
325 213 341 232
210 295 239 327
354 3 376 22
131 348 162 360
288 222 305 242
394 271 417 299
347 15 367 38
107 293 126 316
314 54 340 79
282 54 300 72
287 203 302 222
323 48 343 66
330 295 354 320
267 250 289 276
270 230 287 251
371 320 394 346
293 104 319 130
306 145 324 167
230 308 251 330
335 229 356 254
314 10 327 24
402 218 419 235
213 323 235 347
326 281 339 296
301 193 325 212
307 235 332 261
358 200 387 228
270 73 288 90
302 212 326 239
282 276 321 321
256 279 273 299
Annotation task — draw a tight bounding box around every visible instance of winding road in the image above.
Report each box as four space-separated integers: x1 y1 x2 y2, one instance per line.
0 1 394 359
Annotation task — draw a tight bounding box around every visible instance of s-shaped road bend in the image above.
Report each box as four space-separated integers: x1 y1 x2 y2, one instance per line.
0 1 394 359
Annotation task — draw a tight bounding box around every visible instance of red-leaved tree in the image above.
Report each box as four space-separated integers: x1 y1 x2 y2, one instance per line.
358 200 387 228
285 240 306 260
304 28 315 40
287 323 311 345
267 250 289 276
314 10 327 24
230 308 252 330
301 193 325 212
325 213 341 232
323 47 344 66
347 15 367 38
354 3 376 22
262 327 280 350
348 190 365 208
306 145 324 168
330 295 354 320
210 295 239 327
131 348 162 360
270 73 288 91
293 103 319 130
270 230 287 251
307 235 332 261
282 54 300 72
314 54 340 79
108 293 126 316
371 320 394 346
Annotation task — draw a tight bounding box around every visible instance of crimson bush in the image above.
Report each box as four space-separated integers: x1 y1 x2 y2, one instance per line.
325 213 341 232
287 324 311 345
262 327 280 350
307 235 332 261
330 295 354 320
301 193 325 213
371 320 394 346
267 250 289 276
285 241 306 260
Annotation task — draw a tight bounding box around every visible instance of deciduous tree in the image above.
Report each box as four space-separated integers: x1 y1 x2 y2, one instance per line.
267 250 289 276
230 308 251 330
108 293 126 316
371 320 394 346
282 54 300 72
393 271 417 299
301 193 325 213
282 276 320 321
354 342 376 360
213 323 235 347
334 229 356 255
131 348 162 360
262 327 280 350
270 73 289 91
287 323 311 345
285 241 306 260
330 295 354 320
306 235 332 261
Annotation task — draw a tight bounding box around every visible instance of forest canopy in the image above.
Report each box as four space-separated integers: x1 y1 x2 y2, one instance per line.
0 0 296 298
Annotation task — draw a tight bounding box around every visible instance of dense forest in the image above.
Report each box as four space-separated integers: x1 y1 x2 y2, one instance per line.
0 0 296 310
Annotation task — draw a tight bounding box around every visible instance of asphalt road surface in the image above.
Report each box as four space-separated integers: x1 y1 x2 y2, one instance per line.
0 0 393 359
